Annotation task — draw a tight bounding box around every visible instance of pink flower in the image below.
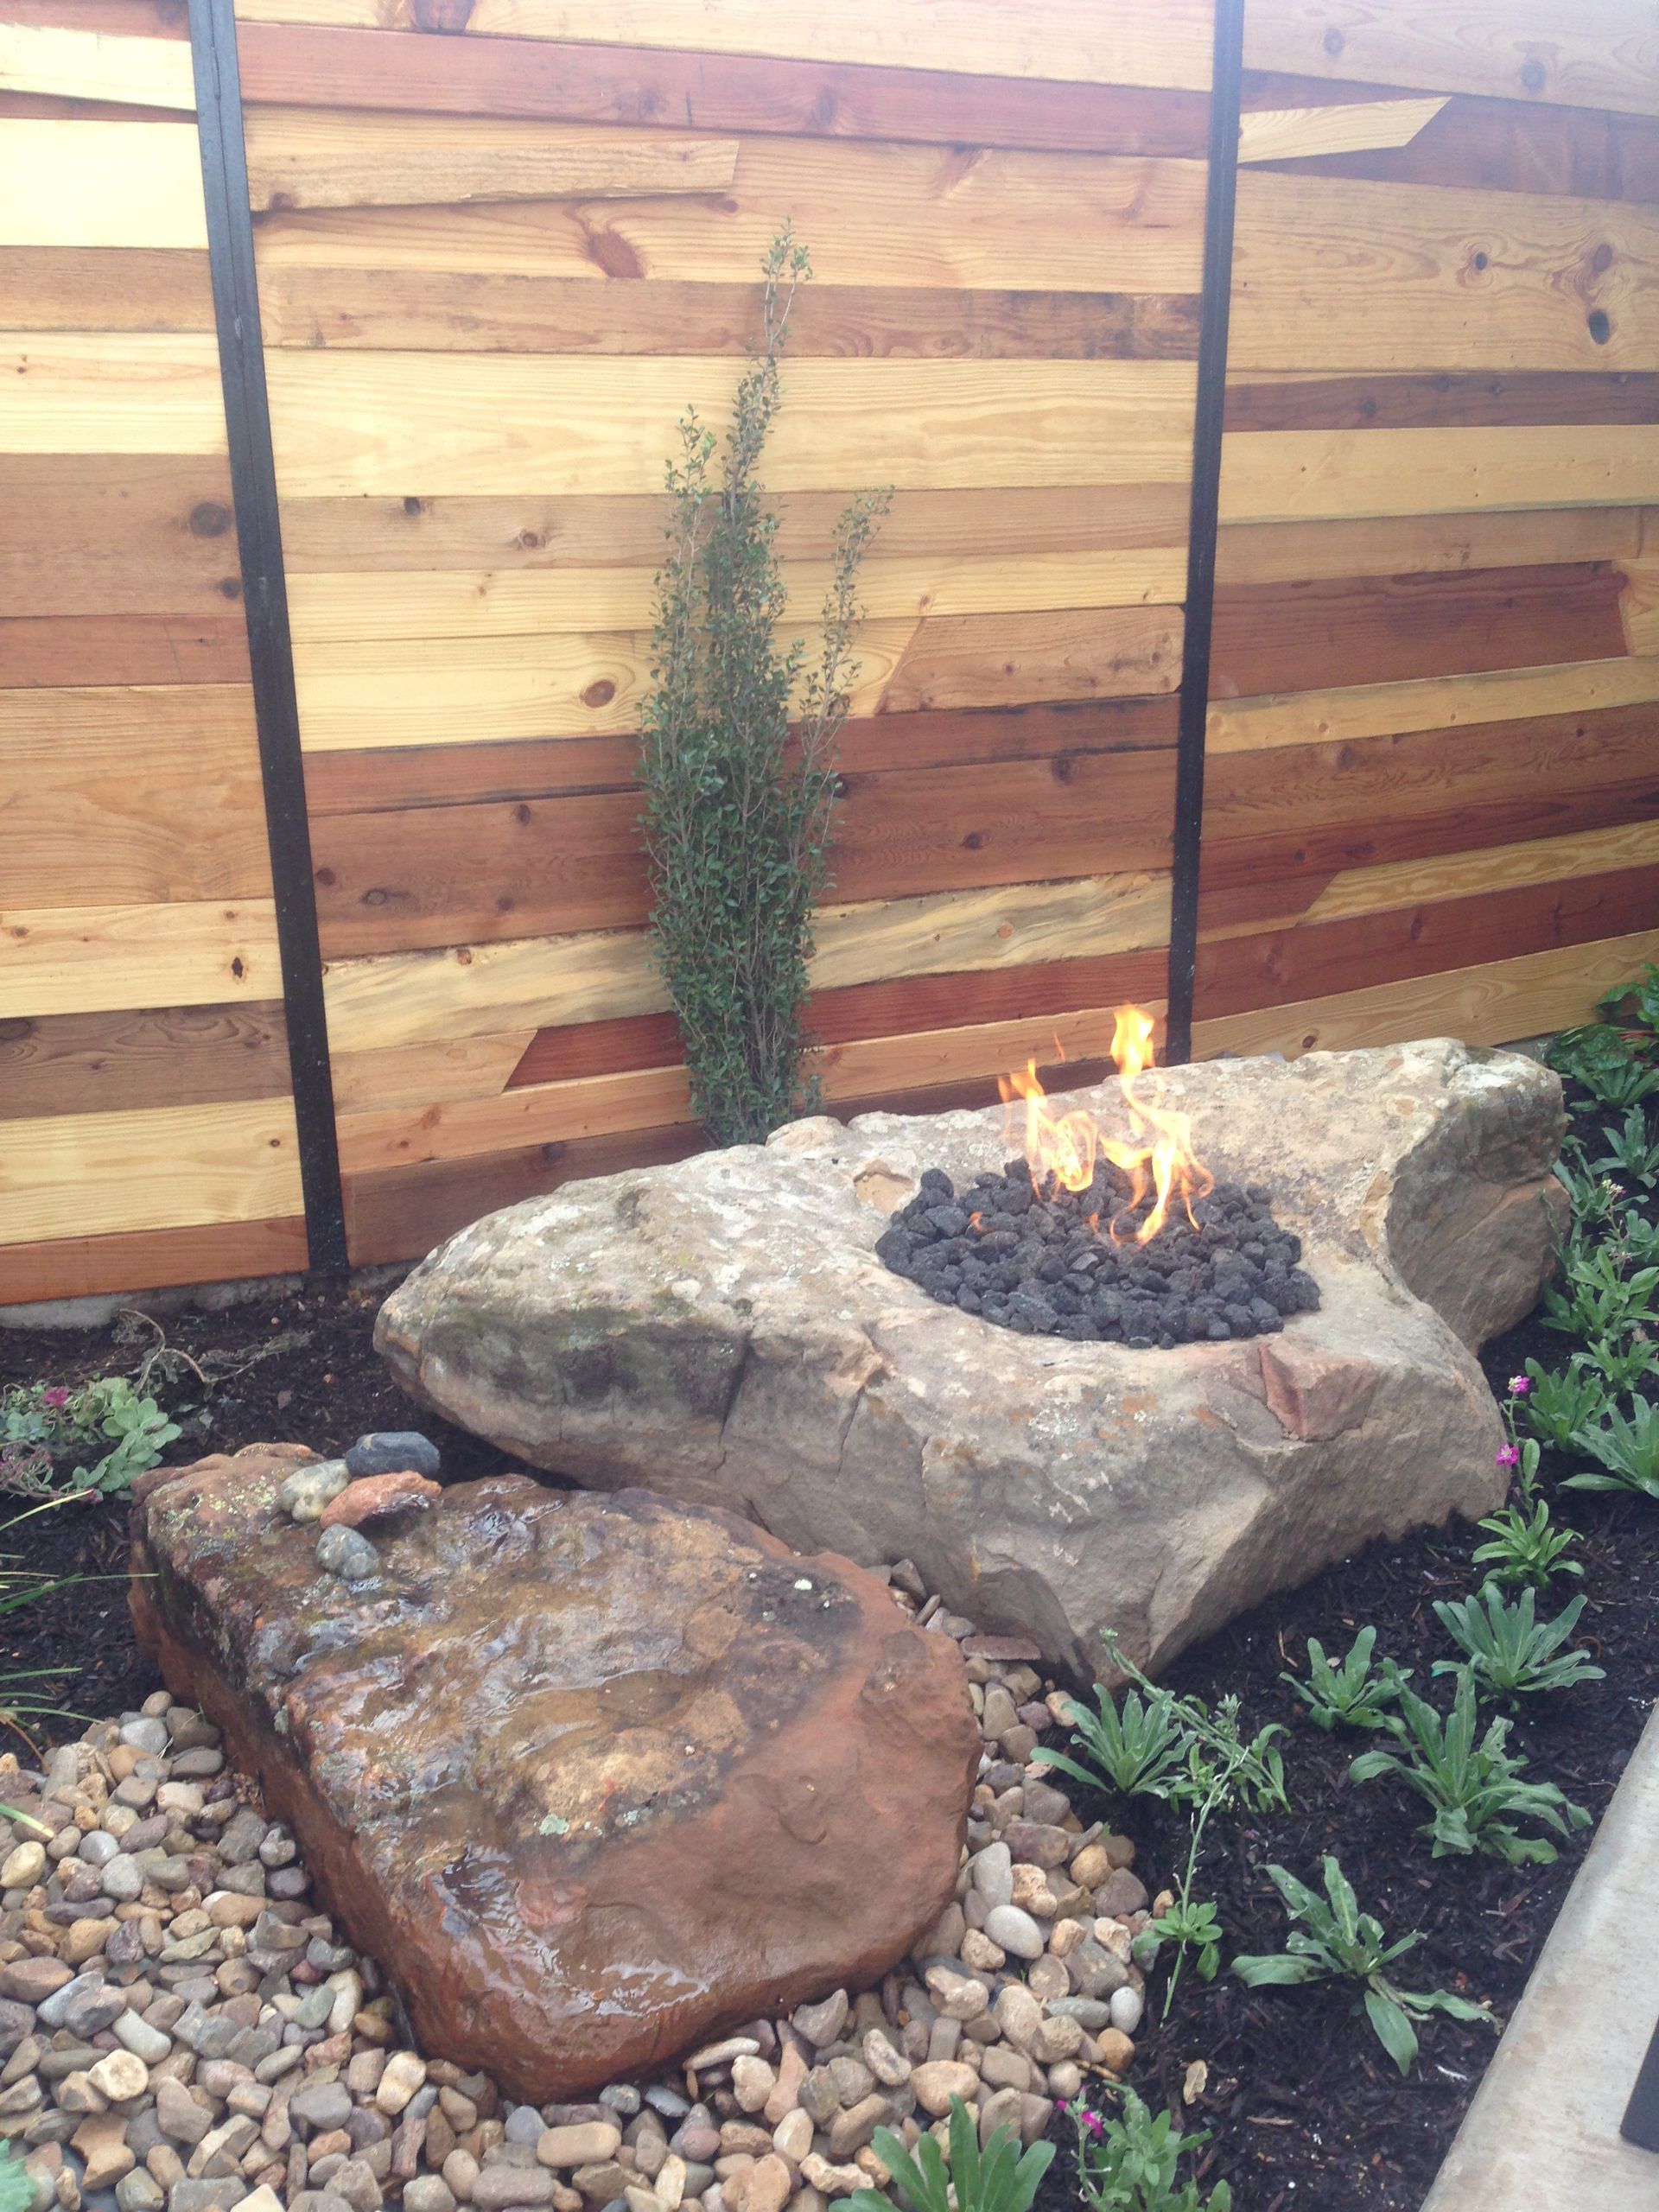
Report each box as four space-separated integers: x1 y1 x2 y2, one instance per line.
1509 1376 1531 1395
1496 1445 1520 1468
40 1388 69 1410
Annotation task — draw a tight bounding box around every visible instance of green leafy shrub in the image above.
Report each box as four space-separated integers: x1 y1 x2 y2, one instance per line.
1231 1857 1494 2076
1471 1495 1582 1591
847 2097 1052 2212
1431 1586 1604 1699
1281 1624 1409 1731
1068 2092 1230 2212
1567 1390 1659 1498
1349 1674 1590 1864
1516 1357 1609 1449
1 1376 179 1499
639 226 888 1147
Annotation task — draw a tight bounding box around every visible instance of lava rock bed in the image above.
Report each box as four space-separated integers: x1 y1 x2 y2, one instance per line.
876 1160 1321 1345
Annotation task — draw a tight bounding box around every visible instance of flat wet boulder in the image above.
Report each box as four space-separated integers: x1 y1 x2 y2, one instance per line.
130 1450 978 2099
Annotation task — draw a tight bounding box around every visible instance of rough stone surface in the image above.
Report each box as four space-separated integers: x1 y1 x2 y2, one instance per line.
129 1452 978 2099
377 1040 1563 1675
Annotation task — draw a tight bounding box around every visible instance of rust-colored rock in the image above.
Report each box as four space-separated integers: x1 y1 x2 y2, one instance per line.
129 1449 977 2100
317 1470 441 1528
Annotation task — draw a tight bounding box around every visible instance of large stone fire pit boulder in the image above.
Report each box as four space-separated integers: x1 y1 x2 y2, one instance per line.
130 1448 979 2098
378 1039 1566 1678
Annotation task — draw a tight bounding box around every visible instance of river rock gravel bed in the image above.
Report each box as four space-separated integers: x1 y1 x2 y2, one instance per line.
0 1569 1154 2212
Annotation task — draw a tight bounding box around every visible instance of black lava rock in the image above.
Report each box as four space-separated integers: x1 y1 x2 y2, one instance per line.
878 1159 1319 1347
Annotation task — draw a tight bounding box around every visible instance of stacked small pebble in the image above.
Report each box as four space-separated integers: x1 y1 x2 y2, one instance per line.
0 1541 1153 2212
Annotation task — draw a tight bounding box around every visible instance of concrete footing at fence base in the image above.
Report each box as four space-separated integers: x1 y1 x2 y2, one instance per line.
1420 1700 1659 2210
0 1265 406 1332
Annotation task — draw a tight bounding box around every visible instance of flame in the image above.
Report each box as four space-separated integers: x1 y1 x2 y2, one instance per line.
997 1006 1214 1245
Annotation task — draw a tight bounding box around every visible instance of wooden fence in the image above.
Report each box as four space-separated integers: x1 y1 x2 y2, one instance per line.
1 0 1656 1301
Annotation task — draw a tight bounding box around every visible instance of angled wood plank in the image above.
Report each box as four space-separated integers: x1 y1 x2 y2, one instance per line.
1237 95 1446 164
1216 507 1643 586
880 607 1182 715
0 1003 292 1122
264 353 1196 499
242 108 739 213
228 0 1217 92
1622 561 1659 656
331 1029 537 1114
0 901 282 1020
0 118 206 248
0 1096 303 1244
1219 426 1659 524
0 333 227 454
0 22 194 107
1242 3 1659 120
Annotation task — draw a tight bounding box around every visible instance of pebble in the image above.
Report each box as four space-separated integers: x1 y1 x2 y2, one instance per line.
279 1462 351 1525
315 1526 380 1581
345 1434 442 1482
982 1907 1044 1961
1 1839 46 1887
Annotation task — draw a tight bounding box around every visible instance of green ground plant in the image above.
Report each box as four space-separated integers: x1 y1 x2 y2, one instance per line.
1541 1238 1659 1342
1281 1624 1409 1731
1231 1857 1494 2077
1068 2092 1231 2212
847 2097 1052 2212
1590 1103 1659 1187
1516 1357 1610 1449
638 226 888 1147
1596 962 1659 1037
1545 1022 1659 1107
1133 1896 1224 1998
1471 1495 1582 1590
1431 1586 1604 1699
0 1375 179 1499
1567 1390 1659 1499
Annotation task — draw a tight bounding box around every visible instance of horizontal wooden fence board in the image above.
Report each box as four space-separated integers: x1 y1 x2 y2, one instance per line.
0 22 194 107
1214 508 1646 587
1 901 283 1020
878 609 1181 715
0 119 207 250
0 457 240 616
1 334 229 454
1241 2 1659 118
0 1002 292 1122
1192 932 1659 1064
331 1029 542 1114
1219 427 1659 524
1230 172 1659 372
1209 563 1630 699
257 269 1204 359
1236 95 1447 164
234 22 1213 158
279 484 1196 574
0 613 250 687
0 245 216 331
0 1096 304 1245
228 1 1218 93
242 109 741 213
1207 655 1659 755
263 354 1198 501
0 3 188 39
1224 372 1659 435
0 1216 309 1306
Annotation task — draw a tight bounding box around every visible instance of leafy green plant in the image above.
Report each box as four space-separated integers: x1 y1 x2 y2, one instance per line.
1282 1625 1409 1732
1545 1023 1659 1107
1350 1674 1591 1864
1589 1103 1659 1188
0 1376 178 1499
1596 963 1659 1038
1553 1148 1625 1230
1068 2093 1230 2212
1472 1495 1582 1591
1567 1390 1659 1499
847 2097 1052 2212
1231 1857 1494 2077
1431 1586 1604 1699
1580 1332 1657 1393
1516 1357 1610 1449
638 226 888 1147
1133 1897 1224 1992
1541 1240 1659 1342
1039 1681 1192 1804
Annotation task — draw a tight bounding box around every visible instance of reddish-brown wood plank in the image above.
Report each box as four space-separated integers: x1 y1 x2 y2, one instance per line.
0 1005 290 1123
0 0 186 33
313 742 1178 957
0 247 214 331
236 22 1211 156
1209 564 1630 702
0 1216 308 1306
302 698 1180 817
1201 706 1659 893
0 457 240 618
260 269 1202 360
0 613 250 688
505 946 1170 1089
1224 372 1659 434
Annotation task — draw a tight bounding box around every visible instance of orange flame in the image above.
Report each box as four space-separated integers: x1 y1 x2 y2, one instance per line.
997 1006 1214 1244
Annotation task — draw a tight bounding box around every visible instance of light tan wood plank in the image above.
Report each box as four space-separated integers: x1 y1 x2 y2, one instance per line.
1621 562 1659 656
242 109 739 213
1237 96 1447 165
230 0 1215 91
0 23 195 109
264 353 1197 499
1192 932 1659 1063
1230 172 1659 373
1207 656 1659 756
250 138 1207 294
1243 0 1659 120
0 902 281 1021
330 1030 537 1114
0 334 226 454
1216 508 1643 587
0 120 205 250
0 1096 302 1246
285 548 1191 645
1219 427 1659 526
321 872 1173 1055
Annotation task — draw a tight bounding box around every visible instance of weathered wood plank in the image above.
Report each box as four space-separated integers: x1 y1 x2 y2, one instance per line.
1215 507 1644 587
1220 427 1659 524
228 0 1217 92
1209 563 1630 701
0 119 206 248
258 269 1203 359
1206 654 1659 756
1230 172 1659 372
0 1096 303 1244
234 21 1213 156
0 1216 309 1305
0 333 227 453
0 246 214 331
242 108 740 213
1242 2 1659 119
0 613 249 686
880 607 1181 715
1237 95 1446 164
1192 934 1659 1065
0 22 194 108
0 1003 291 1122
0 902 282 1020
1224 372 1659 434
0 456 239 617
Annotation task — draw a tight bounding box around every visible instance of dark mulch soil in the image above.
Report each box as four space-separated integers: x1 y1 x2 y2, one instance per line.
3 1068 1656 2211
